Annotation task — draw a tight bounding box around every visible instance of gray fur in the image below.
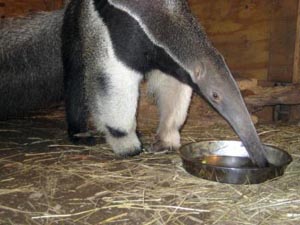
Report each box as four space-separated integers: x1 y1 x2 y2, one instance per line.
0 10 64 119
108 0 210 76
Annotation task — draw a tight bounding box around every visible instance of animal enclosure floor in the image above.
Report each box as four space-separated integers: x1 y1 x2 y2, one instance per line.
0 107 300 225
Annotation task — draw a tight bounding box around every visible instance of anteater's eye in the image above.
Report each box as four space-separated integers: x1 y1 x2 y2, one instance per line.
213 92 218 99
212 92 220 101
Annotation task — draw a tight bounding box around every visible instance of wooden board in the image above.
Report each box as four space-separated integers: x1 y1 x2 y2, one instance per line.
268 0 299 83
188 0 273 81
293 1 300 84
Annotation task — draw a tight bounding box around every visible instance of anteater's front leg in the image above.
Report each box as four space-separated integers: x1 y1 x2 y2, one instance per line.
63 42 96 146
88 68 143 157
64 73 93 145
147 70 192 152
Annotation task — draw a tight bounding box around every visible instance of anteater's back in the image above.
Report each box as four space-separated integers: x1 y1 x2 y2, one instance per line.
0 10 64 119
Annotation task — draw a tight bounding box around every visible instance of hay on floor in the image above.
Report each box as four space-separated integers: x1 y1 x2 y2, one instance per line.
0 108 300 225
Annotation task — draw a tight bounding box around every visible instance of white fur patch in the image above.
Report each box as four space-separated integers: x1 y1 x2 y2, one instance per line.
79 1 142 154
147 70 192 149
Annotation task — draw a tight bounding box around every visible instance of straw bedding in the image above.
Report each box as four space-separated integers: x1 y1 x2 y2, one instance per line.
0 104 299 225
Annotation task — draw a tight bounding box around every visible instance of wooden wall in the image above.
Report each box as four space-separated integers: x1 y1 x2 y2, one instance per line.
189 0 272 81
189 0 300 122
1 0 300 123
2 0 298 83
190 0 300 84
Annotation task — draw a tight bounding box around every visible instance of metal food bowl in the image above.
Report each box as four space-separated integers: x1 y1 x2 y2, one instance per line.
179 141 292 184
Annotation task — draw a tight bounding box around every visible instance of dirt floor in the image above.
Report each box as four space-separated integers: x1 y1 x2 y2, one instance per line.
0 103 300 225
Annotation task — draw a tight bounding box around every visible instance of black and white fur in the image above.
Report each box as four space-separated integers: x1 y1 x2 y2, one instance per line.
62 0 199 156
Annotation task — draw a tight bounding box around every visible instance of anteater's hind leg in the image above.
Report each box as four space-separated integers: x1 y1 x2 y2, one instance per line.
64 69 96 146
147 70 192 152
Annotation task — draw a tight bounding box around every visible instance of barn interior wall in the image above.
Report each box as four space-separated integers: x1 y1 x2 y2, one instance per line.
1 0 297 83
1 0 300 123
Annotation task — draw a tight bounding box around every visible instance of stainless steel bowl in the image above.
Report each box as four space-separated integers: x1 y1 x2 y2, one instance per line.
179 141 292 184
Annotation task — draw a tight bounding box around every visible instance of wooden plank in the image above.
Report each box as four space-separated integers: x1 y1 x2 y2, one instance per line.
268 0 299 83
189 0 273 81
243 85 300 111
289 105 300 122
293 0 300 83
289 1 300 122
236 78 300 113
